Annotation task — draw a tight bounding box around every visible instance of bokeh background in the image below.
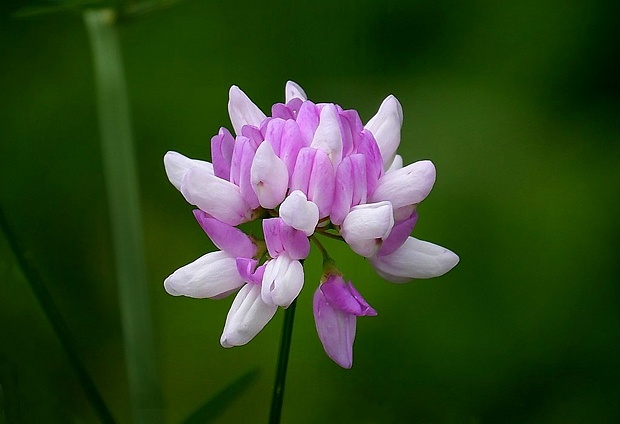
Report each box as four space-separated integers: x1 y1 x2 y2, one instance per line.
1 0 618 423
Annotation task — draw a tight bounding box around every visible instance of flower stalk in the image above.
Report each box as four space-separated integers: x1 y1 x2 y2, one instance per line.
83 9 162 423
268 298 297 424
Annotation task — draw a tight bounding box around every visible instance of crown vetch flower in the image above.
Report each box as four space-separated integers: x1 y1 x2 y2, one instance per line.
313 274 377 369
163 81 459 367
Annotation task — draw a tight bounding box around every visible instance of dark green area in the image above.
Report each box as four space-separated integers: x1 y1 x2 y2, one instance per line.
0 0 618 423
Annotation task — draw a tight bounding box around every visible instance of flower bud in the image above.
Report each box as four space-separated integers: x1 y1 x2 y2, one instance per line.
341 201 394 257
164 251 245 299
220 284 278 347
370 236 460 282
261 254 304 308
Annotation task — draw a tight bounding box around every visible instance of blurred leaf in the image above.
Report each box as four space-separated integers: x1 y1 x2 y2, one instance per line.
181 368 260 424
121 0 186 19
12 0 112 18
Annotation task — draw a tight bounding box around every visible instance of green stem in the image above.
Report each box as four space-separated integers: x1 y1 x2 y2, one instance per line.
83 9 162 424
268 299 297 424
310 235 332 263
314 228 344 242
0 207 115 424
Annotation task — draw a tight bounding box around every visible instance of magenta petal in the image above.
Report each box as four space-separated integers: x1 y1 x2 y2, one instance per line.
346 282 377 316
241 124 264 149
307 149 336 218
313 286 356 369
321 275 377 317
280 223 310 260
331 154 367 225
230 136 260 209
263 118 286 156
271 103 293 120
235 258 265 285
229 136 248 186
289 147 316 195
338 109 362 157
356 130 384 197
263 218 310 260
263 218 284 258
278 120 304 179
296 101 320 146
193 210 256 258
286 98 303 117
321 279 364 316
331 157 354 225
263 118 304 180
377 211 418 257
211 127 235 180
349 154 368 207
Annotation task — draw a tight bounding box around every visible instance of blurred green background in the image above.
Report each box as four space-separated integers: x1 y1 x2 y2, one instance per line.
1 0 618 423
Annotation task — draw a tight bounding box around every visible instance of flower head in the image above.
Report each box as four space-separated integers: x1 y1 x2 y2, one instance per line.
164 81 459 367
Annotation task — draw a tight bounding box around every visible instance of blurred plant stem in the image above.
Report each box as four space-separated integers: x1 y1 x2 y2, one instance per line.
0 207 116 424
83 9 163 424
268 299 297 424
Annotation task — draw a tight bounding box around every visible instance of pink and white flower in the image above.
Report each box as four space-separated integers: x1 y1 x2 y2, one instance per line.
163 81 459 367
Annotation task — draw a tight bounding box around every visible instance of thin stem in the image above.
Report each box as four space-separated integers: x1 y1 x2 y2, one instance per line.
0 207 116 424
314 228 344 242
310 235 332 263
268 298 297 424
83 9 162 424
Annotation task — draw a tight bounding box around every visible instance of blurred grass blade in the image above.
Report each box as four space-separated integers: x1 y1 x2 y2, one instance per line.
83 9 163 424
181 368 260 424
12 0 109 18
121 0 185 19
0 208 116 424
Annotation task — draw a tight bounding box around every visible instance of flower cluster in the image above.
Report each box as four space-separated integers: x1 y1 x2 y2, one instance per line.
163 81 458 368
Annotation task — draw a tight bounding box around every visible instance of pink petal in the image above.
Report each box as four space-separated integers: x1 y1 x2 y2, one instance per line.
313 286 356 369
193 210 256 258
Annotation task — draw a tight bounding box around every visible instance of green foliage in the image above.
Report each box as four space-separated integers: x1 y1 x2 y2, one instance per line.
181 369 259 424
0 0 618 423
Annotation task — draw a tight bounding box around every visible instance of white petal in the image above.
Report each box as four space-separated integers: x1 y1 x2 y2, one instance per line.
220 284 278 347
370 160 436 209
364 95 403 170
164 151 213 191
310 104 343 167
181 166 251 226
370 237 459 281
279 190 319 236
386 154 403 173
250 142 289 209
285 81 307 102
341 201 394 257
228 85 267 136
164 251 245 298
261 255 304 308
